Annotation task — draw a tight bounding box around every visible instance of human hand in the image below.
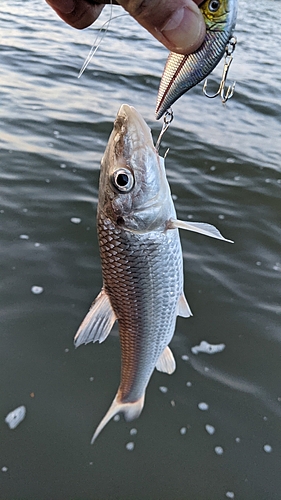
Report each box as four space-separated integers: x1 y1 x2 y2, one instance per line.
45 0 206 55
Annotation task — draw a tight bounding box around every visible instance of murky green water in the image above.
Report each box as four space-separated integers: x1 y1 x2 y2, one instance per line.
1 1 281 498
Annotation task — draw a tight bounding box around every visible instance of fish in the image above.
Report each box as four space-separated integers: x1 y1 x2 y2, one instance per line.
74 104 233 444
155 0 238 119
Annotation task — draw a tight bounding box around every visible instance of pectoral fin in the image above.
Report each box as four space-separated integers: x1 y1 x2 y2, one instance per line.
156 346 176 374
74 289 116 347
177 292 193 318
169 218 234 243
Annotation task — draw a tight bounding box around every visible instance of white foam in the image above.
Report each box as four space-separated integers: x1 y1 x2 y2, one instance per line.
226 492 235 498
70 217 81 224
198 402 209 411
191 341 225 355
263 444 272 453
205 424 215 435
214 446 224 455
31 286 44 295
126 442 135 451
5 406 26 429
181 355 189 361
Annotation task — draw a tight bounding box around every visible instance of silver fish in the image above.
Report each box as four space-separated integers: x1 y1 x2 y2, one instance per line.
156 0 238 119
74 104 232 444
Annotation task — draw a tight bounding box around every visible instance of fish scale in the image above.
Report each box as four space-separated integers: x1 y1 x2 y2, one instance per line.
98 212 183 402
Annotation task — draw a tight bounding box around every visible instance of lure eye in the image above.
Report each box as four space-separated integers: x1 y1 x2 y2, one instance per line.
111 168 134 193
208 0 220 12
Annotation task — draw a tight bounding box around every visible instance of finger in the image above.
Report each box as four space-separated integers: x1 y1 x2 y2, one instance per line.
117 0 206 55
45 0 105 29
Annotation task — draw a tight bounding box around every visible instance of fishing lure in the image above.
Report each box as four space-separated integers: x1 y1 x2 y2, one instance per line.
155 0 238 119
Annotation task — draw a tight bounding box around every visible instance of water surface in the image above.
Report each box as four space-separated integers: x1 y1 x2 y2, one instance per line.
1 1 281 498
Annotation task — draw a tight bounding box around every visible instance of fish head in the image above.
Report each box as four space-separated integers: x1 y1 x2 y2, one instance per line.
98 104 174 232
200 0 238 32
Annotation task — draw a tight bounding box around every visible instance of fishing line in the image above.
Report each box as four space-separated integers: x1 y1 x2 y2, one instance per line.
78 2 128 78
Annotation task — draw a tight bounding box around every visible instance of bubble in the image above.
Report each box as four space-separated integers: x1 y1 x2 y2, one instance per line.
130 428 137 436
64 348 69 353
126 442 135 451
186 382 192 387
31 286 44 295
205 424 215 435
180 427 187 435
172 194 178 201
113 415 120 422
1 467 8 473
60 163 66 169
256 261 261 266
263 444 272 453
235 437 241 443
19 234 29 240
210 166 216 171
34 243 41 247
214 446 224 455
53 130 60 137
89 377 94 382
198 402 209 411
218 214 225 220
226 158 235 163
159 386 168 394
70 217 81 224
234 176 240 181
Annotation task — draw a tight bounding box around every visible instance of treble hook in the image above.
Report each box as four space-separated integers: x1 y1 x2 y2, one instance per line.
203 37 237 104
155 108 174 152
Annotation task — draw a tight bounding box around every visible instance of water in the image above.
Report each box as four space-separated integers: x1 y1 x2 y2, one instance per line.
1 1 281 498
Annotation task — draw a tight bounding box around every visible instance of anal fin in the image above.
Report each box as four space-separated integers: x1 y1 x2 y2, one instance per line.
156 346 176 374
74 288 116 347
177 292 193 318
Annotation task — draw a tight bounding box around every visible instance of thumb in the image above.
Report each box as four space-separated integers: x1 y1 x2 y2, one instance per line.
117 0 206 54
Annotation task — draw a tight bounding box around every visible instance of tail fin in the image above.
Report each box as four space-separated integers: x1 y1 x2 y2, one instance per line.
91 392 145 444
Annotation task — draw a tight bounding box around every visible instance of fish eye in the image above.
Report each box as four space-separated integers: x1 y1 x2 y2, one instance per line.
208 0 220 12
111 168 134 193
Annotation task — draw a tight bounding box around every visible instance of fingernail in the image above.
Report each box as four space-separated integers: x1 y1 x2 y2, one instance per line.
48 0 75 14
162 5 206 53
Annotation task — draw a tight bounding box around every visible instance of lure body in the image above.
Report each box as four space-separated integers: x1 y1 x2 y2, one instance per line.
156 0 238 119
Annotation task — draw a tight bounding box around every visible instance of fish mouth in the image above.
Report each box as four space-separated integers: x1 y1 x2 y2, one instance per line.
116 104 154 151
